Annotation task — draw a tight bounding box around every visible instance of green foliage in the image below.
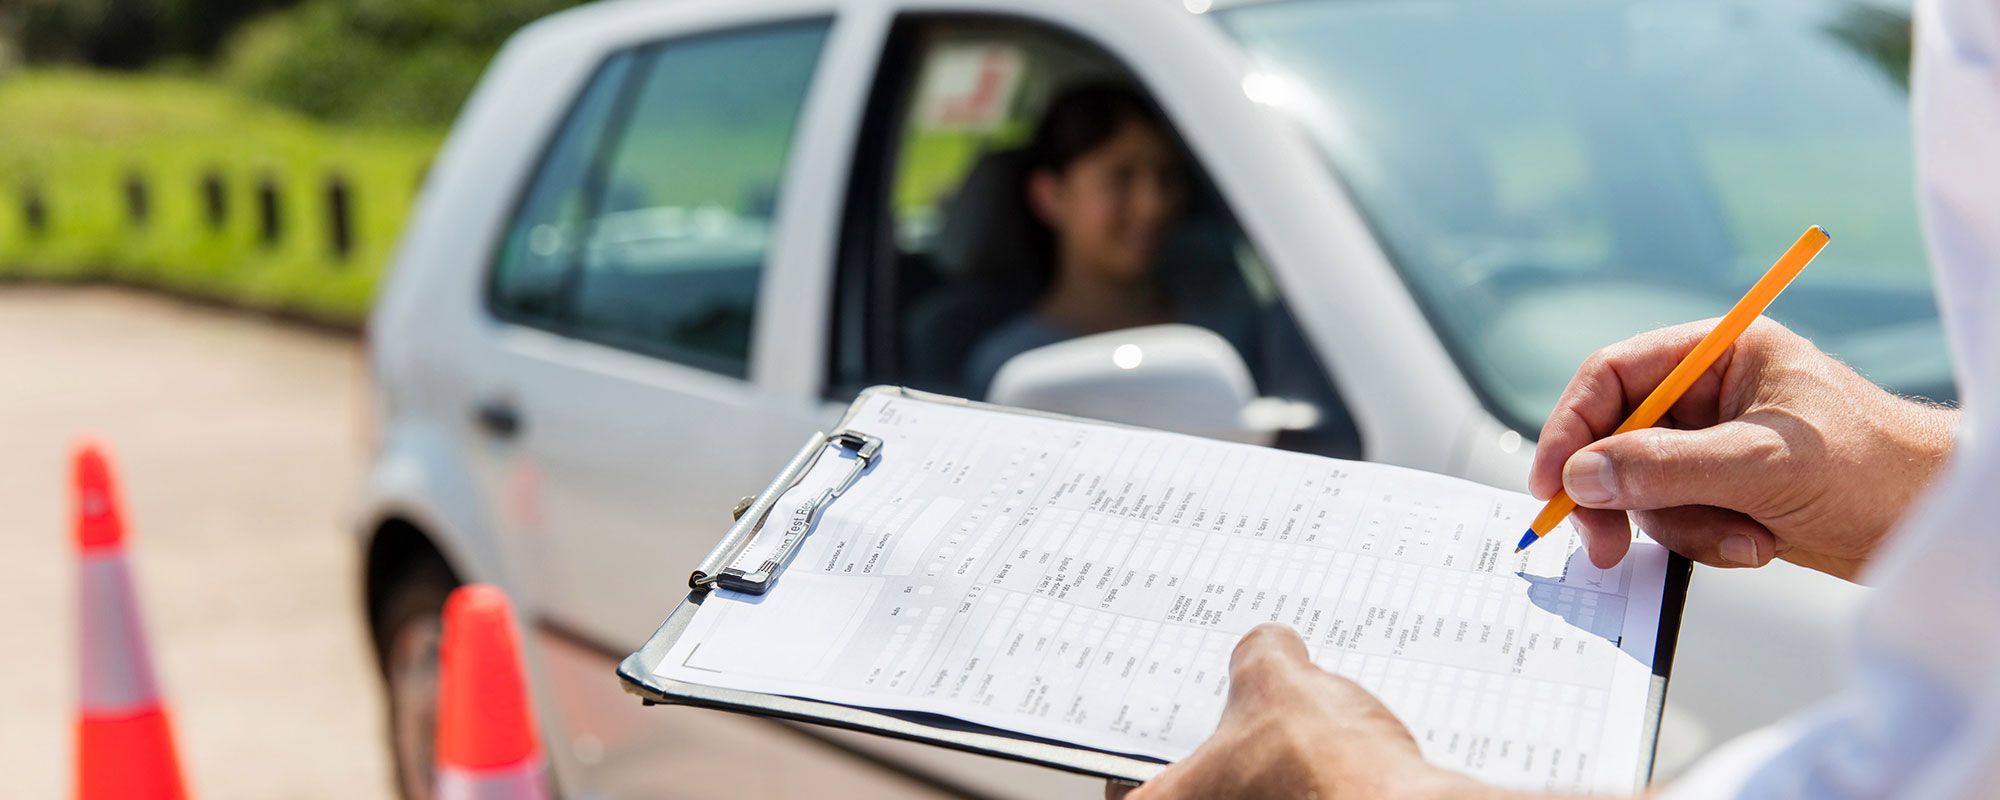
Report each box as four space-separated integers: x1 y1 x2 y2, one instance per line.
0 70 442 326
12 0 301 68
9 0 585 125
16 0 163 67
224 0 588 125
0 0 588 322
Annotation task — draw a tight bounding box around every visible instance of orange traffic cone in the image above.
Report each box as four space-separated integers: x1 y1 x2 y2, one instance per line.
434 585 549 800
73 440 188 800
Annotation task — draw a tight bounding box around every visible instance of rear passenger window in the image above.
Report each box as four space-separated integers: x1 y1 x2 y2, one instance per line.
490 53 635 327
490 22 829 378
572 23 825 376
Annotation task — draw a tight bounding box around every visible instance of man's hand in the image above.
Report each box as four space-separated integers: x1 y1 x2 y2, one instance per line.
1530 319 1957 580
1113 624 1482 800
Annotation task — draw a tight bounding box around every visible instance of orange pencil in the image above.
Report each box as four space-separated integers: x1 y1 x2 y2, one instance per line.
1517 225 1831 552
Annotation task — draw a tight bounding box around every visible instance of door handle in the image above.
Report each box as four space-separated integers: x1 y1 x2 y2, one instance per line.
474 398 523 439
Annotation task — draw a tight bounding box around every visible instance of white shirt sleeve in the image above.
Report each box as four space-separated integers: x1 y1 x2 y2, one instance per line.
1663 442 2000 799
1661 1 2000 796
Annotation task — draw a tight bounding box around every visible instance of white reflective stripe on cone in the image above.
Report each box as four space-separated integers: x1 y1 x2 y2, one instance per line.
435 762 549 800
78 550 161 714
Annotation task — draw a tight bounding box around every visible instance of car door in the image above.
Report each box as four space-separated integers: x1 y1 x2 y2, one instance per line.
470 19 837 652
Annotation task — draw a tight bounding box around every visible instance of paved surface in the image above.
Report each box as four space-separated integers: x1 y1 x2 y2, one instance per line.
0 287 961 799
0 287 395 798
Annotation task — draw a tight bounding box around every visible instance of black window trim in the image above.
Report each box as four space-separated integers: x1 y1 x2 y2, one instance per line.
482 15 838 382
826 15 925 399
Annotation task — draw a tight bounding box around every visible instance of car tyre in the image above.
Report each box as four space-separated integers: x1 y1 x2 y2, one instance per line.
375 557 456 800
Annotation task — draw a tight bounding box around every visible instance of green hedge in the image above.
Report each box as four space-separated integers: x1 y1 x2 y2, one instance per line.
222 0 587 127
0 70 442 326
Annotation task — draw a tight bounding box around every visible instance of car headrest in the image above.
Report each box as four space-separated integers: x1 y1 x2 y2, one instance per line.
931 147 1048 290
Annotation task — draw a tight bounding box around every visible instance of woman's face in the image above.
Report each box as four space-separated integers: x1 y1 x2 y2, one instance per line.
1029 120 1187 283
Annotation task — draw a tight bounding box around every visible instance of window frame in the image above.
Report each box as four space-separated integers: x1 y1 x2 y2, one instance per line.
825 17 921 399
482 16 836 380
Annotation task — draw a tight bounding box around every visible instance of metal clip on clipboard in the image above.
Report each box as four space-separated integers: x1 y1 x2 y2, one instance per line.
688 429 882 595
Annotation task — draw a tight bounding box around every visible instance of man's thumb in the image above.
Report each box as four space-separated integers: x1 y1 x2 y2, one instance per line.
1224 624 1312 709
1563 421 1785 514
1230 624 1310 677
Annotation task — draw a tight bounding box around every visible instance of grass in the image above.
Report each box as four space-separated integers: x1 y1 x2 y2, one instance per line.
0 70 444 327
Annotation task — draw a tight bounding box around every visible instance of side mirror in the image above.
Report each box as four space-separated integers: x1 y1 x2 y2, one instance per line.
986 324 1316 445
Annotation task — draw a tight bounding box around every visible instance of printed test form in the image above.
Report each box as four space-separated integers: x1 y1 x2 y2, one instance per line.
656 393 1674 793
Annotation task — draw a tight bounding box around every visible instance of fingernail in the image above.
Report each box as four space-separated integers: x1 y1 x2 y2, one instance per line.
1720 535 1760 566
1564 451 1616 504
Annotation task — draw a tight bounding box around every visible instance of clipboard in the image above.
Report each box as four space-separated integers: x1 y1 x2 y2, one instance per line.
617 386 1693 786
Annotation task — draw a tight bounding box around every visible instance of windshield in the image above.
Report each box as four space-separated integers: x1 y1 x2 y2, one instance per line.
1218 0 1951 431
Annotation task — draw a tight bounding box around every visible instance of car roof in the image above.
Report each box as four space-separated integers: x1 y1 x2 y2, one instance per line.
513 0 1288 46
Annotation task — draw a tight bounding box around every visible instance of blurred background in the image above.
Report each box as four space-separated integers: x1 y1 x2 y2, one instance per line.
0 0 587 324
0 6 594 797
0 0 1921 330
0 1 1942 799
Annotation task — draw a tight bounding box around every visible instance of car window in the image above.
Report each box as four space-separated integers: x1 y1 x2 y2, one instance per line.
834 17 1362 458
490 52 636 327
567 21 829 377
490 21 828 376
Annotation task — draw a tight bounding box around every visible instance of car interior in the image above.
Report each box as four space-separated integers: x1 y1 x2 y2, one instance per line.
836 17 1362 458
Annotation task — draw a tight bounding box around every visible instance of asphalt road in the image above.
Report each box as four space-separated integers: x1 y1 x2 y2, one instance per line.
0 287 958 799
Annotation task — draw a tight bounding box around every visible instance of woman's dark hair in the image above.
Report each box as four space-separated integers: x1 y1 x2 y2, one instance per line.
1025 83 1169 174
1009 83 1174 283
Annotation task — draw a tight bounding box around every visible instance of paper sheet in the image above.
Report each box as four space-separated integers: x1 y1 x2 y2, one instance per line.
658 394 1671 792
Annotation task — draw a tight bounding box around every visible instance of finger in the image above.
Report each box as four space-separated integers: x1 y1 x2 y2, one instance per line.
1631 506 1780 568
1230 624 1309 676
1127 627 1324 800
1222 624 1312 713
1564 421 1787 515
1232 623 1309 665
1570 506 1633 568
1530 321 1722 499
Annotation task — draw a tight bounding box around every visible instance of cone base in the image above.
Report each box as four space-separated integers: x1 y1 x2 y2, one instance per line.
77 707 187 800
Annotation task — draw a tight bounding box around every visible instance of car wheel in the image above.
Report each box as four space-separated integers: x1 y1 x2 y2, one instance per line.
375 558 456 800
